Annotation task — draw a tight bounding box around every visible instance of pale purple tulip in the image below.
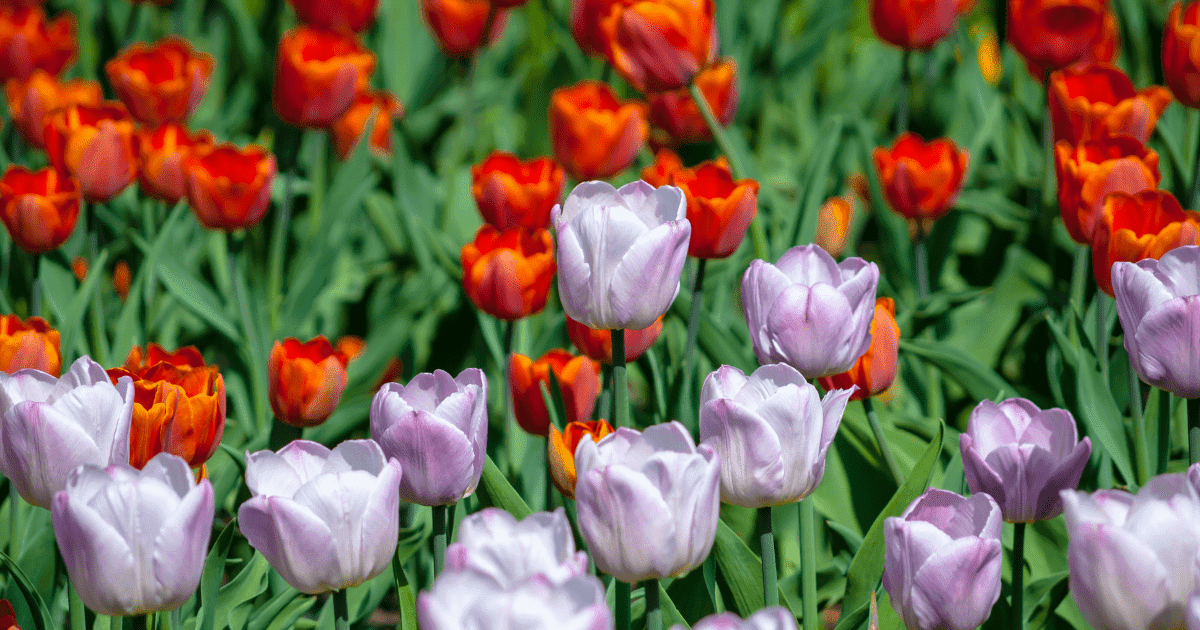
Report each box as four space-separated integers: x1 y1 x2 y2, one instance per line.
1112 245 1200 397
0 356 134 508
446 507 589 587
51 453 213 616
742 244 879 378
673 608 798 630
552 180 691 330
237 439 402 594
1189 589 1200 630
960 398 1091 523
370 368 487 506
883 488 1003 630
1063 473 1200 630
699 363 854 508
418 567 613 630
574 421 720 583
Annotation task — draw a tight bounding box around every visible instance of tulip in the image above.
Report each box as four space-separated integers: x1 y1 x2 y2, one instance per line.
1054 135 1161 245
418 567 612 630
818 298 899 400
1092 190 1200 296
335 335 366 362
113 260 131 301
446 508 589 585
105 37 215 126
549 81 648 181
870 0 959 50
566 315 662 364
742 244 879 378
1112 245 1200 398
571 0 636 57
122 343 206 371
238 440 402 594
329 90 404 159
1006 0 1108 73
1022 10 1119 82
676 608 799 630
872 133 968 234
0 356 134 508
1165 2 1200 109
814 194 854 258
137 124 215 204
369 368 488 505
600 0 718 93
273 26 375 128
641 147 683 187
977 29 1002 86
0 315 60 376
42 103 137 202
184 143 277 231
575 421 720 582
288 0 379 32
699 363 854 508
1048 63 1172 145
5 70 101 148
509 349 601 436
548 419 615 498
553 180 690 330
460 225 557 321
0 166 80 255
0 600 14 630
670 157 759 259
648 58 738 144
419 0 508 58
0 6 75 82
471 151 565 230
268 336 351 428
52 453 214 616
883 488 1003 630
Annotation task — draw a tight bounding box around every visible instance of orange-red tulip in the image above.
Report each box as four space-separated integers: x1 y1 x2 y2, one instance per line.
0 598 16 630
0 315 60 376
640 147 683 187
461 225 556 321
1023 10 1119 83
566 314 662 364
872 132 968 234
268 336 351 428
419 0 508 58
184 143 277 231
137 123 215 204
105 37 214 126
816 195 855 258
1006 0 1108 74
0 6 75 82
123 343 207 371
648 58 736 143
1054 135 1161 244
329 90 404 159
509 349 602 437
471 152 565 230
288 0 379 32
1165 2 1200 109
0 166 79 255
1048 64 1172 144
818 298 900 399
599 0 717 93
548 419 615 498
870 0 959 50
5 70 100 148
113 260 131 301
42 103 137 202
670 157 758 258
1092 190 1200 296
549 81 648 180
273 26 375 128
71 256 87 282
336 335 366 362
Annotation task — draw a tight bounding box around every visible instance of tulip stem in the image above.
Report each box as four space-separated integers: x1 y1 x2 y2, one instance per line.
30 254 40 318
1188 398 1200 465
333 588 350 630
644 580 662 630
1070 245 1088 318
613 329 629 428
1159 389 1173 474
679 258 707 422
8 494 20 558
432 503 447 575
169 608 180 630
616 581 631 630
1012 522 1026 630
897 50 910 134
759 507 778 607
914 233 929 301
1096 294 1109 382
1129 363 1149 485
799 498 818 630
863 398 906 487
503 321 520 479
1190 124 1200 210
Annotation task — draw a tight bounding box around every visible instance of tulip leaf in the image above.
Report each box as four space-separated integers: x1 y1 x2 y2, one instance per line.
712 519 800 621
58 248 110 363
215 552 269 630
835 421 944 630
157 258 241 342
197 520 237 630
1024 570 1070 629
1074 346 1136 486
788 116 846 253
391 551 419 630
246 587 305 630
899 339 1013 403
0 549 53 630
476 455 532 520
262 596 315 630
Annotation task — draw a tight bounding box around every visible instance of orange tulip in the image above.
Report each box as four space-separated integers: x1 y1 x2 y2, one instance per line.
669 157 758 259
1054 135 1161 244
870 0 959 50
571 0 637 56
273 26 375 128
548 419 615 498
0 166 79 255
0 315 60 376
509 349 602 437
329 90 405 159
818 298 900 400
113 260 131 301
599 0 717 93
1092 190 1200 296
137 123 215 204
549 81 648 180
640 147 683 187
1165 2 1200 109
288 0 379 32
419 0 508 58
71 256 87 282
268 336 351 428
471 152 565 230
336 335 366 361
1048 64 1172 145
1006 0 1108 74
872 132 968 234
105 37 214 126
1023 10 1119 83
566 314 662 364
184 143 277 231
42 103 137 202
0 5 75 82
648 58 737 143
123 343 207 371
5 70 100 148
815 195 855 258
461 225 556 321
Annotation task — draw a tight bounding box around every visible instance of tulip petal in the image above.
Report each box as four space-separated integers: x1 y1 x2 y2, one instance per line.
774 244 840 286
1112 260 1175 364
388 409 475 505
0 401 102 508
53 491 141 615
1069 524 1172 630
764 282 854 378
0 368 58 410
245 450 306 498
554 218 596 326
152 480 213 608
238 495 339 594
907 536 1002 630
576 464 676 583
699 398 784 508
1133 295 1200 397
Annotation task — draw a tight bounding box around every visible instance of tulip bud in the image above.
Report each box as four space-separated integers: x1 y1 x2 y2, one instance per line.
268 336 351 428
113 260 131 301
184 143 277 231
870 0 958 50
648 58 738 144
471 152 565 230
1021 10 1120 83
676 608 799 630
0 315 60 376
1055 135 1161 245
1048 63 1172 145
570 0 635 57
0 600 15 630
71 256 87 282
547 419 615 498
549 81 648 180
509 349 601 437
872 133 968 233
329 90 404 159
566 315 662 364
814 195 854 258
1006 0 1107 73
419 0 508 58
1165 2 1200 109
818 298 899 399
288 0 380 32
446 508 589 585
0 165 80 255
641 147 684 187
0 6 76 82
105 36 214 126
600 0 717 93
461 226 557 321
137 123 215 205
273 26 375 128
5 70 101 148
1092 190 1200 296
42 103 137 202
671 158 759 259
419 568 611 630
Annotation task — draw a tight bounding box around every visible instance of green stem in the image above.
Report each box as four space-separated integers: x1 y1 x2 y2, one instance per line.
616 580 631 630
1096 294 1108 381
1190 123 1200 211
169 608 180 630
679 259 707 422
644 580 661 630
228 234 268 434
613 329 629 428
863 398 905 487
897 50 910 134
9 493 20 558
597 363 613 421
267 170 293 335
432 504 447 575
759 507 778 607
333 588 350 630
30 254 40 318
1070 245 1088 318
1159 389 1173 474
1129 361 1148 485
799 498 817 630
131 614 147 630
1189 398 1200 465
504 321 522 479
1012 522 1026 630
308 132 327 237
914 234 929 301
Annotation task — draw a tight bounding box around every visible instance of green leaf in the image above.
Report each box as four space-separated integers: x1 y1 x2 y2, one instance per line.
712 520 799 620
157 258 240 342
900 339 1013 403
1024 570 1070 628
1075 345 1136 486
475 455 532 519
790 117 846 252
197 520 237 630
215 553 270 630
0 549 53 630
391 554 418 630
58 248 110 362
658 582 689 629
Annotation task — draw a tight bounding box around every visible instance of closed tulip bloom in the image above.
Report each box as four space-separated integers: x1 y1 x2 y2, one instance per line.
461 225 556 321
1165 2 1200 109
419 567 612 630
0 600 14 630
0 166 80 255
329 90 404 159
700 364 854 508
959 398 1091 523
742 244 879 378
549 81 649 180
289 0 379 32
671 158 759 259
1023 9 1120 83
870 0 959 50
0 6 75 82
1048 64 1172 144
0 356 134 508
268 336 351 428
566 314 662 364
42 103 137 202
600 0 717 93
105 37 214 126
818 298 899 399
1055 135 1161 244
571 0 636 56
5 70 100 148
472 152 565 230
873 133 968 231
52 453 214 616
814 194 854 258
1006 0 1107 73
238 440 402 594
1093 190 1200 296
184 143 277 231
553 180 690 329
676 608 798 630
419 0 508 58
883 489 1003 630
548 419 615 498
648 58 737 143
137 124 214 204
273 26 375 128
446 508 589 585
509 349 601 436
113 260 131 301
369 368 488 505
641 147 683 187
0 315 60 376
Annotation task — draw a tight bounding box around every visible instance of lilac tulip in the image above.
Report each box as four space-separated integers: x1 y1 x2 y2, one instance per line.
0 356 134 508
369 368 487 506
674 608 798 630
574 421 720 583
959 398 1091 523
883 488 1003 630
552 180 691 330
1112 245 1200 397
51 453 213 616
237 439 402 594
418 567 613 630
446 507 589 586
1063 473 1200 630
742 244 879 378
699 363 854 508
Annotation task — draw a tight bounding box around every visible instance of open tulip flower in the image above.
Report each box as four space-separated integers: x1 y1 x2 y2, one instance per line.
0 315 60 375
1092 190 1200 296
137 123 215 205
446 508 589 586
5 70 101 149
0 5 76 82
42 102 138 202
418 566 612 630
648 58 738 144
1165 2 1200 109
329 90 404 159
509 349 601 436
1022 9 1120 85
105 36 215 126
671 157 759 259
549 81 649 181
288 0 379 32
0 165 80 255
547 419 615 498
818 297 899 399
873 132 969 233
268 336 351 428
600 0 718 94
184 143 277 231
1054 134 1161 245
1006 0 1108 74
869 0 960 50
677 608 798 630
566 315 662 364
642 147 685 187
419 0 508 59
1048 63 1172 144
460 225 557 321
471 151 565 231
273 26 375 128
